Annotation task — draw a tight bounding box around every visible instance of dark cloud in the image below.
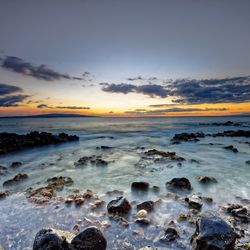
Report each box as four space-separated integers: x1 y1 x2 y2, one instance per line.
0 83 22 95
0 94 29 107
125 107 228 115
37 104 90 110
55 106 90 110
101 75 250 103
2 56 83 81
169 76 250 104
127 76 157 81
82 71 90 77
0 83 28 107
101 83 168 98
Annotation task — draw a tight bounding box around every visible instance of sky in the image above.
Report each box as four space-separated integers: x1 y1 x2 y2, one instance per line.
0 0 249 117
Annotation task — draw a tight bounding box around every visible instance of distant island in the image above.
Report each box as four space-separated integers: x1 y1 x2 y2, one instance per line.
0 113 100 118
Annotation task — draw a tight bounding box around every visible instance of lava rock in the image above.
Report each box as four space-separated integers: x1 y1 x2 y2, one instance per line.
196 176 217 184
224 145 238 153
10 161 22 168
71 227 107 250
107 196 131 215
3 173 28 186
131 182 149 191
137 201 154 212
0 131 79 155
33 228 74 250
191 212 236 250
166 177 192 191
160 227 178 242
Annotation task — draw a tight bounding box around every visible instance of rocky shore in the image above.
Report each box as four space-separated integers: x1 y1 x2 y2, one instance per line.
0 126 249 249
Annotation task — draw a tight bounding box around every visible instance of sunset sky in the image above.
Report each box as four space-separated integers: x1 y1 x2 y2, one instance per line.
0 0 249 117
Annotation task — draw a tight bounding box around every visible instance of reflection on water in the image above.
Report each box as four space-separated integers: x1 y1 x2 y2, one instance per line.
0 116 249 249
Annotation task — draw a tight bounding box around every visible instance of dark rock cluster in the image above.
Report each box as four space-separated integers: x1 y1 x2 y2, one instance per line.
0 131 79 154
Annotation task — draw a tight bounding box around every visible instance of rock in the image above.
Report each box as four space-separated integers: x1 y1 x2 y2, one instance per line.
64 194 85 206
224 145 238 153
82 189 94 198
177 214 187 221
75 155 108 167
137 201 154 212
144 149 185 161
10 161 22 168
0 191 9 199
191 212 236 250
47 176 74 190
135 218 151 225
33 228 74 250
185 195 203 210
160 227 178 242
246 160 250 165
196 176 217 184
0 131 79 155
27 186 54 205
106 190 124 196
0 165 7 175
136 209 148 218
151 186 160 193
3 173 28 186
166 177 192 191
96 146 113 150
71 227 107 250
171 132 205 143
131 182 149 191
223 204 250 223
107 196 131 215
213 130 250 138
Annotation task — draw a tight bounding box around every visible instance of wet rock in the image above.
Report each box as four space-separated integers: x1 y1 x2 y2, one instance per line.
107 196 131 215
3 173 28 186
224 145 238 153
166 177 192 191
0 131 79 155
191 212 236 250
177 214 187 222
151 185 160 193
47 176 74 190
160 227 178 242
213 130 250 138
64 194 85 206
10 161 22 168
246 160 250 165
131 181 149 191
171 132 205 143
144 149 185 161
75 155 108 167
71 227 107 250
135 218 151 225
137 201 154 212
0 165 7 175
82 189 94 198
136 209 148 218
196 176 217 184
223 204 250 223
0 191 9 199
33 228 74 250
96 146 113 150
27 186 54 205
91 158 108 167
185 195 203 210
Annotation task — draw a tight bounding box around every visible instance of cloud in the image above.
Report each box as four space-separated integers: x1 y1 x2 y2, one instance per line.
169 76 250 104
0 83 28 107
127 76 157 81
0 94 29 107
2 56 83 81
37 104 90 110
124 107 228 115
101 75 250 103
101 83 169 98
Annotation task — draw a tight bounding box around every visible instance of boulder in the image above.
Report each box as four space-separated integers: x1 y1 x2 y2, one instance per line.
131 182 149 191
71 227 107 250
137 201 154 212
191 212 236 250
166 178 192 191
3 173 28 186
107 196 131 215
33 228 74 250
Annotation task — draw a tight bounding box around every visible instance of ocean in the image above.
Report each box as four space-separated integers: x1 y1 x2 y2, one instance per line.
0 116 249 249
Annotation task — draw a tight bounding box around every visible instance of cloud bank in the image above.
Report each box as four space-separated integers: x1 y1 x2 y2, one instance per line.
101 75 250 103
